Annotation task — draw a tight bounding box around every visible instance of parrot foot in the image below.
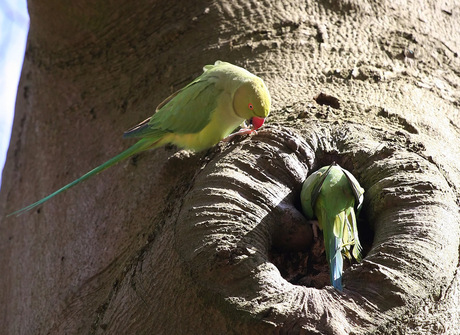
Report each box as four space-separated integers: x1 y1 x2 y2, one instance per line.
310 220 320 239
222 128 257 142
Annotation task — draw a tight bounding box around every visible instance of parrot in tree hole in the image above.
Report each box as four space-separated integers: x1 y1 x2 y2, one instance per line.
300 163 364 290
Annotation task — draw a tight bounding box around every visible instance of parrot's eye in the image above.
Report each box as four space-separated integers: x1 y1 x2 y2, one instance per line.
248 103 254 110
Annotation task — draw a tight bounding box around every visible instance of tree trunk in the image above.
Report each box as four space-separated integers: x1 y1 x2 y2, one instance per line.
1 0 459 334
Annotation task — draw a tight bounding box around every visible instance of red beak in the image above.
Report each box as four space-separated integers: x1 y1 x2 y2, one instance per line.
251 117 265 130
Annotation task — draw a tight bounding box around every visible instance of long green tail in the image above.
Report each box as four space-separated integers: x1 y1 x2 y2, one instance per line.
8 138 155 217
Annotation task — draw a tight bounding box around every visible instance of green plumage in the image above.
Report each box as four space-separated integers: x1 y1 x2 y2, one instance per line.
123 74 220 139
300 163 364 290
9 61 271 216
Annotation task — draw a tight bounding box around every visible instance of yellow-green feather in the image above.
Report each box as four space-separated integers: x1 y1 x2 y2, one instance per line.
8 61 271 216
300 164 364 290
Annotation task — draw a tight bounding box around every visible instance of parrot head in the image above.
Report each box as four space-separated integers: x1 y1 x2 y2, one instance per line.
233 78 271 130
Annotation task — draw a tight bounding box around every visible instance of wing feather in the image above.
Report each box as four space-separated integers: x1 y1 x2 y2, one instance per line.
124 74 223 139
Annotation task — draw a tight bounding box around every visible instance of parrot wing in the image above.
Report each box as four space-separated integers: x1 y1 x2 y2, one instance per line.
300 169 322 219
342 167 364 212
340 165 364 261
300 164 336 219
124 74 223 139
310 164 335 210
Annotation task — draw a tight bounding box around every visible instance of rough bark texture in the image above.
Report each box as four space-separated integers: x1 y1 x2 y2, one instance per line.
1 0 459 334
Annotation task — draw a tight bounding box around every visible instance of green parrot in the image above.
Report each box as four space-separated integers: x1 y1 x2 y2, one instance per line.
300 163 364 290
9 61 271 216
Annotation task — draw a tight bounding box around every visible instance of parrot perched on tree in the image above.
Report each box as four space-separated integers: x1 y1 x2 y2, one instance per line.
300 163 364 291
9 61 271 216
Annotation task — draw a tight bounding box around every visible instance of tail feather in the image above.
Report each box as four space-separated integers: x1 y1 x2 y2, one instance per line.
323 213 344 291
8 138 155 217
329 235 343 290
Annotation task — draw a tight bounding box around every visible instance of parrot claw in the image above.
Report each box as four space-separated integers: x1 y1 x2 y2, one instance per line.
310 220 320 239
222 127 257 142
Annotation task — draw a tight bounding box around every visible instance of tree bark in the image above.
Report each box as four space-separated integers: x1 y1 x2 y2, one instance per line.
1 0 459 334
